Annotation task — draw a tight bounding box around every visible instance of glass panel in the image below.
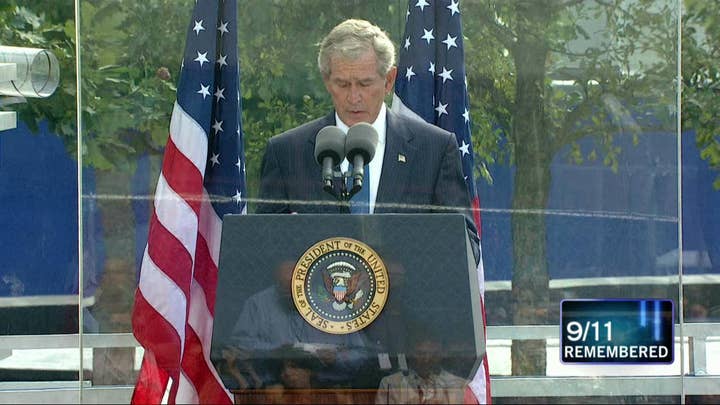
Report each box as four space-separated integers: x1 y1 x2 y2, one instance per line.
681 0 720 403
0 0 82 400
76 0 192 395
3 0 711 402
467 0 683 402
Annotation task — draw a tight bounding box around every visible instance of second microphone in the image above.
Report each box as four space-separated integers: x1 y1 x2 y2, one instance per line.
314 122 379 195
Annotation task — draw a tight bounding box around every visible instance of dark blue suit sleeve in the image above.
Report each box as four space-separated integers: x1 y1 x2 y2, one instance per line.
256 138 291 214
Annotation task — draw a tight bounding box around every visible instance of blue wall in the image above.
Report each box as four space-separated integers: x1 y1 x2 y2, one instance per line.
478 130 719 282
0 121 103 298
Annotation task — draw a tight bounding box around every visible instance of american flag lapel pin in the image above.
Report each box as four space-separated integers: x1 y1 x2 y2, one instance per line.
398 154 406 163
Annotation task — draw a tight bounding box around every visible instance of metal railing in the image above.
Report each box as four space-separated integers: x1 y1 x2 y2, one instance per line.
0 324 718 403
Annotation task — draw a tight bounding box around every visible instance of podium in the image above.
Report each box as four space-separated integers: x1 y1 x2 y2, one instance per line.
211 213 485 403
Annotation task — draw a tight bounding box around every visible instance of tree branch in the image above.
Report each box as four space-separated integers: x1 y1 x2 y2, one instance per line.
471 2 518 51
550 97 599 153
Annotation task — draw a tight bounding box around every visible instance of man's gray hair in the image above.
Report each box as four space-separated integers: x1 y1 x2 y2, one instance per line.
317 19 396 78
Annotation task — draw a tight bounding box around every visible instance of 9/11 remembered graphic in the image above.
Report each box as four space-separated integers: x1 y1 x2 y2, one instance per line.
560 299 674 364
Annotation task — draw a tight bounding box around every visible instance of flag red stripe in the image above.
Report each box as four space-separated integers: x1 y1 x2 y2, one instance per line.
132 290 182 374
472 197 481 238
146 213 193 299
161 137 204 216
181 326 230 403
132 353 170 404
193 234 218 315
465 386 480 404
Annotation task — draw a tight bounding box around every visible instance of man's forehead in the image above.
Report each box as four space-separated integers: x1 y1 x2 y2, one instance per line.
329 73 380 82
327 52 380 73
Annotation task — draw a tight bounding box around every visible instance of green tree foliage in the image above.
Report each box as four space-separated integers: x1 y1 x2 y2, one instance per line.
76 0 191 171
683 0 720 189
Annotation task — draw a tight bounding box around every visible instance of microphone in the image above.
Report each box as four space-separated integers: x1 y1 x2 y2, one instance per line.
345 122 378 191
314 126 346 189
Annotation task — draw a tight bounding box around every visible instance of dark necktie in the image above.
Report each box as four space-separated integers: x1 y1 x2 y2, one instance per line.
347 163 370 214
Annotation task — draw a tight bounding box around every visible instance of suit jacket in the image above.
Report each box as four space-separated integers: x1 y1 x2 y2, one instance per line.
255 109 479 245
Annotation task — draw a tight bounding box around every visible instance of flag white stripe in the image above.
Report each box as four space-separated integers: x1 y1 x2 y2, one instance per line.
175 371 199 405
470 371 488 403
154 174 199 257
187 280 213 358
169 103 209 176
198 191 223 264
476 244 486 297
138 247 187 340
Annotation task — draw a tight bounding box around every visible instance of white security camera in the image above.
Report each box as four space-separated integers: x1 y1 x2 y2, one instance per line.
0 46 59 98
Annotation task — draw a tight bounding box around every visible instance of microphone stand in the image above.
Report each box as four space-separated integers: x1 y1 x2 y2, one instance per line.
338 171 351 214
322 169 356 214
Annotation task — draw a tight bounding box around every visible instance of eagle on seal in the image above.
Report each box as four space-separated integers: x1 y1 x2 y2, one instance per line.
323 261 363 311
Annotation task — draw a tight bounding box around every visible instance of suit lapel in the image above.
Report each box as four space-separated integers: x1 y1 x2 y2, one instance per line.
306 113 337 150
376 112 416 213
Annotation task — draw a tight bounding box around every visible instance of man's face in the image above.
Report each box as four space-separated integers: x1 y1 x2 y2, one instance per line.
323 50 397 126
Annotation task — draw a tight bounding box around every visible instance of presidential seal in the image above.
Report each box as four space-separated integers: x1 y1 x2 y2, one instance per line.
291 237 389 335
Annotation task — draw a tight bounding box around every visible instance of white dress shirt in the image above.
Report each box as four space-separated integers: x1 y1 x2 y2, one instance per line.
335 103 387 214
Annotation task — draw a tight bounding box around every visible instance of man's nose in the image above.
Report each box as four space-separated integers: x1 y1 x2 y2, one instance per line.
347 86 362 103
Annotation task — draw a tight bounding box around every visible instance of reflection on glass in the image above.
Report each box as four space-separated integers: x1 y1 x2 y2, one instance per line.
211 213 483 402
221 261 373 390
461 1 683 386
0 46 59 98
375 335 467 404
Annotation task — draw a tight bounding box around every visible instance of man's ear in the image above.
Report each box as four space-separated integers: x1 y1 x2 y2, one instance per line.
385 66 398 94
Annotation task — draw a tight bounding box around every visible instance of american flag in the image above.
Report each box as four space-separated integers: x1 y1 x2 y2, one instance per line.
131 0 244 403
391 0 491 403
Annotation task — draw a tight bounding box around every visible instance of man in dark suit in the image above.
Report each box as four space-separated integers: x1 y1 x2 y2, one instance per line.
256 18 478 245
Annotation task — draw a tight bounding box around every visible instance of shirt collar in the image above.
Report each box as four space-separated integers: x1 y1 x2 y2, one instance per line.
334 103 387 145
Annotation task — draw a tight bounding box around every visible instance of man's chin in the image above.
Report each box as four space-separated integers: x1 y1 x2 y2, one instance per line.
341 112 370 126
